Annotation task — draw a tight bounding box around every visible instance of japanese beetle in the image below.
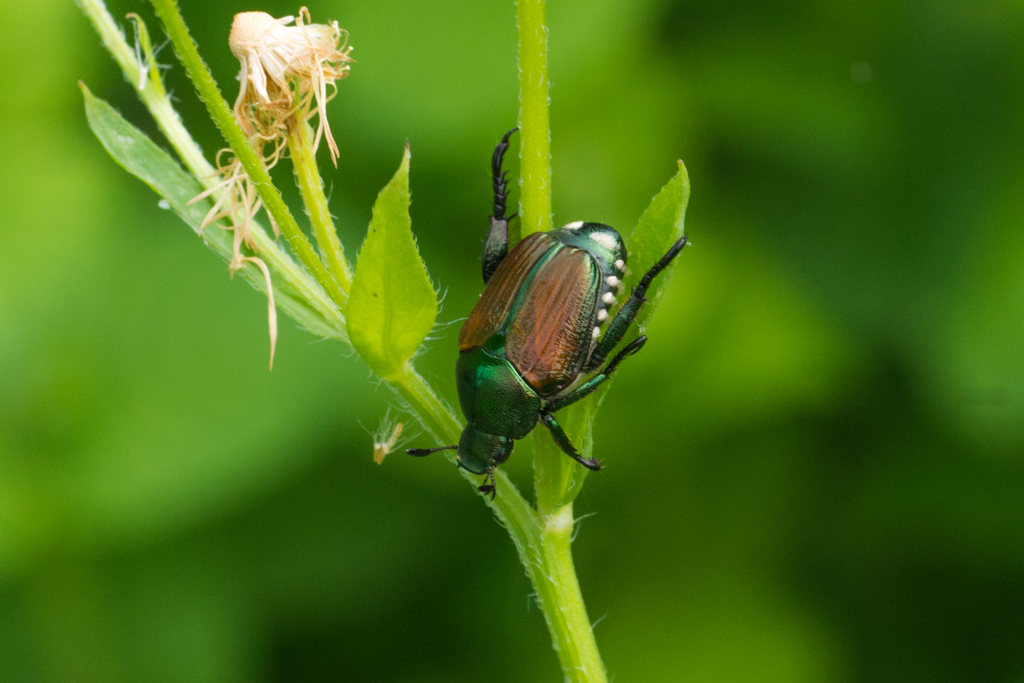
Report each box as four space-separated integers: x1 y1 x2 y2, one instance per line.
409 129 688 498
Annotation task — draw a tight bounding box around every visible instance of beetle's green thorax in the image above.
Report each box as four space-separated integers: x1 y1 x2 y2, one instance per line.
549 222 627 276
456 346 541 439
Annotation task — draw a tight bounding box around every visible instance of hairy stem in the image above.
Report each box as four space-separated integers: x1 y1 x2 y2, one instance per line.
535 506 607 682
386 363 541 577
288 119 353 299
79 0 211 180
149 0 348 310
517 0 552 237
388 365 603 682
518 0 608 678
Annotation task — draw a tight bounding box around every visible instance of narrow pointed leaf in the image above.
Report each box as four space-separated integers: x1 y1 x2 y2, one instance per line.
348 145 438 378
623 160 691 333
545 161 692 509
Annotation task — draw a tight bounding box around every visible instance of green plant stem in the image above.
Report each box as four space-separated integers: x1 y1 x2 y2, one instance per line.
517 0 553 237
79 0 210 180
536 505 607 682
519 0 570 514
517 0 608 678
288 119 353 299
386 363 539 563
389 361 606 682
149 0 348 311
386 364 538 542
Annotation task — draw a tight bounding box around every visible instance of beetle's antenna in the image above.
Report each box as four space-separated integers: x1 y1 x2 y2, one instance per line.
406 445 457 457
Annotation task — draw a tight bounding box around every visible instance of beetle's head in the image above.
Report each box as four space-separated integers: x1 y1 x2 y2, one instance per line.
458 426 513 474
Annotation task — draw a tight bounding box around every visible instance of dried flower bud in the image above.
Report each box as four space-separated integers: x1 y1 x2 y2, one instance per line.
373 422 404 465
189 8 353 371
229 7 353 164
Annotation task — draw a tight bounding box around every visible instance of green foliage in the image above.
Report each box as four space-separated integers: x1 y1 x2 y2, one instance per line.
533 162 691 512
2 0 1020 681
81 86 208 236
348 145 438 379
624 160 691 334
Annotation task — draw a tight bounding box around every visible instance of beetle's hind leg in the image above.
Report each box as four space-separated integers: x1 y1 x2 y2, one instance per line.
539 413 603 471
584 235 688 372
544 336 647 414
481 128 519 283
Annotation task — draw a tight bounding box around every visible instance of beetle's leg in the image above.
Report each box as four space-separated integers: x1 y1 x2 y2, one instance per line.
478 467 497 500
406 445 457 457
585 236 688 372
545 336 647 414
539 412 603 471
477 447 510 499
482 128 519 283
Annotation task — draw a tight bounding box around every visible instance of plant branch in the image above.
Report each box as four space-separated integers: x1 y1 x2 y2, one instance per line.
149 0 348 310
517 0 608 679
517 0 552 237
79 0 211 180
288 119 354 299
386 366 604 682
386 363 542 578
535 505 607 682
85 1 609 678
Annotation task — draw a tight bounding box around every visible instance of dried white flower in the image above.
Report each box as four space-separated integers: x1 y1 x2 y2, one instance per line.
229 7 353 165
186 8 352 371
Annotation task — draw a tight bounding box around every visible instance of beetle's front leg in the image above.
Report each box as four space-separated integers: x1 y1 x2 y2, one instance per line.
539 413 603 471
478 467 497 499
482 128 518 283
476 447 509 499
585 235 688 371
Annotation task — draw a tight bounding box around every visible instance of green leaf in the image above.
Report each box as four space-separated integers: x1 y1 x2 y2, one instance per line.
348 145 438 379
624 159 691 334
542 161 692 510
82 83 212 235
80 84 346 342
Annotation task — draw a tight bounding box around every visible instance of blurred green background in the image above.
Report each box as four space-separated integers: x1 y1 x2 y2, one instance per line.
2 0 1023 680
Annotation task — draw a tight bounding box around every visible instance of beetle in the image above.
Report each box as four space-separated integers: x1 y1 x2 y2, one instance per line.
408 129 688 498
